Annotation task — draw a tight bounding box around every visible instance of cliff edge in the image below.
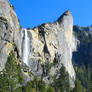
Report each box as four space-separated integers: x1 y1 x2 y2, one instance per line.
0 0 77 88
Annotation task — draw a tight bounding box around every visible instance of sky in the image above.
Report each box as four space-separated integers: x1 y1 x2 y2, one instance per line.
9 0 92 29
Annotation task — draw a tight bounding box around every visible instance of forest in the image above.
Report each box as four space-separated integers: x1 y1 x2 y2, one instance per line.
0 51 92 92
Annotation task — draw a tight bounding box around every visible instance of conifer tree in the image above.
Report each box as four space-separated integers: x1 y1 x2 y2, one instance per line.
53 64 70 92
0 50 23 92
73 80 82 92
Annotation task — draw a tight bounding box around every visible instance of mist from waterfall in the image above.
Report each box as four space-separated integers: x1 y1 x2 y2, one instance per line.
20 29 30 66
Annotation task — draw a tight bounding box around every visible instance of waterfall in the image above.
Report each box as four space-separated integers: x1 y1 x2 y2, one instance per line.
21 29 30 66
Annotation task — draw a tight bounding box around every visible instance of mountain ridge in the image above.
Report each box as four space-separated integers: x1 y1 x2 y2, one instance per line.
1 0 92 90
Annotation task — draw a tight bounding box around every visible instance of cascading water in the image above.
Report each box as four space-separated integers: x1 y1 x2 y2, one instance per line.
21 29 30 66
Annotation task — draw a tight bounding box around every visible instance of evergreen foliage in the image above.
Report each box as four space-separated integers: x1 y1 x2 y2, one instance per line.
52 64 70 92
73 64 92 92
0 50 92 92
22 64 70 92
47 85 55 92
0 50 23 92
72 80 82 92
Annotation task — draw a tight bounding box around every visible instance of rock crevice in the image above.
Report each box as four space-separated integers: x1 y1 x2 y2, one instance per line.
0 0 77 88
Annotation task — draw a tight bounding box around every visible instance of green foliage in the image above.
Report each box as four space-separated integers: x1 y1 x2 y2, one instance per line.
41 61 52 77
72 80 82 92
0 50 23 92
47 85 55 92
44 61 52 76
37 80 47 92
22 82 32 92
22 76 47 92
0 17 7 22
73 63 92 92
52 64 70 92
2 50 92 92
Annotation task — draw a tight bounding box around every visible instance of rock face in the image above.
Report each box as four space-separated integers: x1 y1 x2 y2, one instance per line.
20 10 77 87
0 0 77 88
73 25 92 66
0 0 21 71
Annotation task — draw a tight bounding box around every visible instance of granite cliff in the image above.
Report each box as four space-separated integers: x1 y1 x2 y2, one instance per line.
73 25 92 66
0 0 77 88
0 0 21 71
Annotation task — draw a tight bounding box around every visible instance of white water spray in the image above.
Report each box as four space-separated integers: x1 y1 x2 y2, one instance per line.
21 29 30 66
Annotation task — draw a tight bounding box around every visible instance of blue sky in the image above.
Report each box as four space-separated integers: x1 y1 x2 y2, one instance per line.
10 0 92 28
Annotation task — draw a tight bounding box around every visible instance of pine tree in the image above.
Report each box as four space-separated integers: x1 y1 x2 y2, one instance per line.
47 85 55 92
0 70 8 92
53 64 70 92
73 80 82 92
0 50 23 92
38 80 47 92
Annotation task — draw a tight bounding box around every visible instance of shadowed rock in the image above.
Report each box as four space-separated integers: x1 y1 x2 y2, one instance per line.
20 10 77 88
0 0 77 88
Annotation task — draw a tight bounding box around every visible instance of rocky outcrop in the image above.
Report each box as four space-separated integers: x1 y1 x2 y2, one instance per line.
0 0 21 71
0 0 77 88
73 25 92 66
20 10 77 87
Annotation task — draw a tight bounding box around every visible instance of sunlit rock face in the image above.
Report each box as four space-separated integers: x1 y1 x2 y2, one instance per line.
20 10 77 87
57 10 77 80
0 0 21 71
0 0 77 88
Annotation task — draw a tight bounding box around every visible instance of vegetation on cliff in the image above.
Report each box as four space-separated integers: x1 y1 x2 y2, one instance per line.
72 64 92 92
0 50 92 92
0 51 23 92
0 51 70 92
